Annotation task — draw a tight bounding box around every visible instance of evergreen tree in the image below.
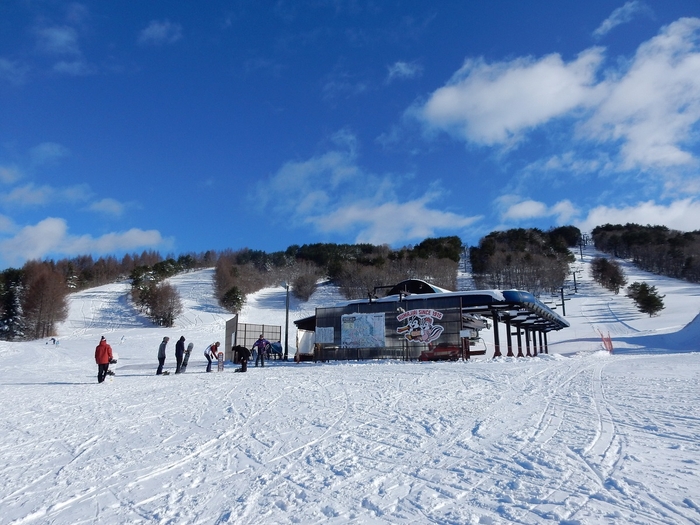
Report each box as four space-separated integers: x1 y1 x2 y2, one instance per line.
221 286 244 312
0 268 26 340
627 282 665 316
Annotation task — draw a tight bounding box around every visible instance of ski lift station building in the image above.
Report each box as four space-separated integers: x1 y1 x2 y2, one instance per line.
294 279 570 362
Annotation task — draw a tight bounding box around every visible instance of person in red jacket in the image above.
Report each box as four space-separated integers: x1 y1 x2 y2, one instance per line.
95 336 113 383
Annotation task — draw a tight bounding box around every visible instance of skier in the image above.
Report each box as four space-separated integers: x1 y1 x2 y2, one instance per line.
204 341 220 372
181 342 194 372
252 334 270 367
175 336 186 374
156 336 169 375
95 336 113 383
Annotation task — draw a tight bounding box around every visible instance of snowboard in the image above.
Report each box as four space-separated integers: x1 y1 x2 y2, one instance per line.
217 351 224 372
107 351 118 376
181 349 191 372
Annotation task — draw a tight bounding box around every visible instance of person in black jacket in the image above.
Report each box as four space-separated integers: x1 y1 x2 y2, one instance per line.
234 345 251 373
175 336 186 374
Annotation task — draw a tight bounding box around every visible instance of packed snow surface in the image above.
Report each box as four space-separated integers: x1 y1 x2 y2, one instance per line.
1 248 699 524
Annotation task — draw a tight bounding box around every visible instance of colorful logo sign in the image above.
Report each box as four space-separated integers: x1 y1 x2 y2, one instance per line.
396 309 444 343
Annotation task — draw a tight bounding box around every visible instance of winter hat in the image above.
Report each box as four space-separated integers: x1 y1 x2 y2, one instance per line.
101 336 105 341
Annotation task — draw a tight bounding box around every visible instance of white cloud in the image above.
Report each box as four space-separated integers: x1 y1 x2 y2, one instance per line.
53 60 94 76
0 217 168 266
582 18 700 171
76 228 167 255
88 198 126 217
261 133 480 245
415 17 700 176
593 1 651 39
386 61 423 83
35 26 80 55
0 183 93 207
1 184 54 206
265 149 361 213
417 48 604 145
0 214 14 233
308 197 480 245
33 24 97 76
0 57 29 85
138 20 183 46
578 199 700 233
501 199 548 220
322 75 369 100
30 142 70 167
57 184 92 203
533 151 608 174
0 165 22 184
551 200 578 223
0 217 68 262
499 196 578 224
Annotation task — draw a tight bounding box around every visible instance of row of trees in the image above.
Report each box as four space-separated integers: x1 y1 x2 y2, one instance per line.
0 250 220 340
9 222 689 339
1 236 467 339
592 223 700 282
212 237 464 313
469 227 580 296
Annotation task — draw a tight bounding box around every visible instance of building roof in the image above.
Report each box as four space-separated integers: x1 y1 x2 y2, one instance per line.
295 286 570 333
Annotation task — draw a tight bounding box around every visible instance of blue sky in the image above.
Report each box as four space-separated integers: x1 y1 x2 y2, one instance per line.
2 1 700 269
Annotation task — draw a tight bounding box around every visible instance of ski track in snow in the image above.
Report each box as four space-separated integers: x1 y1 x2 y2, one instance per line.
1 253 700 524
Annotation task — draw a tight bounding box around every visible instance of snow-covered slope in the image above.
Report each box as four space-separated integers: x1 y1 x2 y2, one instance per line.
0 248 699 524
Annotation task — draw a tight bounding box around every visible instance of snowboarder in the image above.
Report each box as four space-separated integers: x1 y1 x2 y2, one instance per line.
204 342 220 372
175 336 186 374
252 334 269 367
95 336 113 383
181 342 194 372
156 336 169 375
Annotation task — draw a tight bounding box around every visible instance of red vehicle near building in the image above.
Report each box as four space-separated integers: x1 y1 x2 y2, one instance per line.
419 343 460 361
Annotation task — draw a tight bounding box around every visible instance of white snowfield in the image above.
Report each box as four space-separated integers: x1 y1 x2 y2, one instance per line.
1 248 699 524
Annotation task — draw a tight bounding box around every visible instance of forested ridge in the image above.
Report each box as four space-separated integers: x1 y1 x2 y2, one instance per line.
592 223 700 282
469 226 581 296
5 223 695 341
0 237 464 340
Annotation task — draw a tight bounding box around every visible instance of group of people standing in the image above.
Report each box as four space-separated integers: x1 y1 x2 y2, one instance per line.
158 336 217 374
94 333 272 382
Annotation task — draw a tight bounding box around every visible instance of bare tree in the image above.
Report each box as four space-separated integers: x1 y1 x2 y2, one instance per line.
21 261 69 339
150 283 183 327
291 261 323 301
